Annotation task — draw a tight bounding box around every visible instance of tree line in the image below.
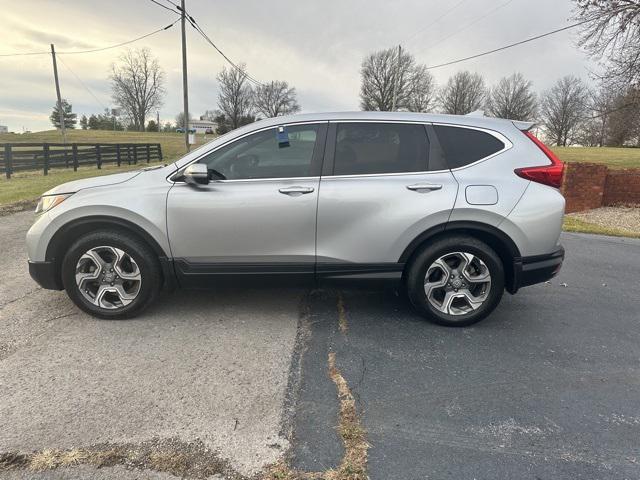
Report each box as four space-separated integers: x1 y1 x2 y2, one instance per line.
50 49 301 136
51 1 639 147
359 45 640 147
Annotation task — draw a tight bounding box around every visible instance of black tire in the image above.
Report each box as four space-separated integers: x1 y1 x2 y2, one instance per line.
61 230 162 319
406 235 504 327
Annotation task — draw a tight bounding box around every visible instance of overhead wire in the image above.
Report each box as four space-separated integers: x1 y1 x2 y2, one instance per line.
145 0 265 86
57 55 109 110
0 20 178 58
403 0 468 45
424 19 590 70
420 0 516 54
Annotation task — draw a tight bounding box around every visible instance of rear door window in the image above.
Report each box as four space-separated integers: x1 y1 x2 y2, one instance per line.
333 123 429 175
433 125 505 169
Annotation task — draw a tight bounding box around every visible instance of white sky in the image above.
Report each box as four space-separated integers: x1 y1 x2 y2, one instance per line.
0 0 594 132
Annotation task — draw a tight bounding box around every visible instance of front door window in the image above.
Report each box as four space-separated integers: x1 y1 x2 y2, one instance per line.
199 124 321 180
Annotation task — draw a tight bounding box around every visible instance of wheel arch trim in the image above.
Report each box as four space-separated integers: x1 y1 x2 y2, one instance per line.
45 215 169 262
398 220 522 293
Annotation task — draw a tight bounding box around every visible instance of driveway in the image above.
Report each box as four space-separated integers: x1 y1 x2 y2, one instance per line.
1 210 639 479
292 232 640 479
0 211 302 478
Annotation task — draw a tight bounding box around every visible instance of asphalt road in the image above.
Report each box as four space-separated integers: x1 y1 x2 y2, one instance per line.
1 210 639 479
292 232 640 479
0 211 302 478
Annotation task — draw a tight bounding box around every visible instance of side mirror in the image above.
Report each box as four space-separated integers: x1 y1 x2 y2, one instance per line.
184 163 209 185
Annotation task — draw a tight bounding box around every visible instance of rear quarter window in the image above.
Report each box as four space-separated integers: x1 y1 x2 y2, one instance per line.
433 125 505 169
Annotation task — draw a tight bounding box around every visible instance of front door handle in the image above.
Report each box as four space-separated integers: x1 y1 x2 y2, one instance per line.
406 183 443 191
279 186 315 195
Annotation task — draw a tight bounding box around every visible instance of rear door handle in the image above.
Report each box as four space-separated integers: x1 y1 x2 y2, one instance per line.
279 186 315 195
406 183 443 191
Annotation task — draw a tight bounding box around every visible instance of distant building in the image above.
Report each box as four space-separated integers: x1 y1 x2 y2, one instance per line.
0 125 8 134
188 120 217 134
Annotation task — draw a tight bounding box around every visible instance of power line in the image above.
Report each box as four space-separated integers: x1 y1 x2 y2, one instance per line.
59 20 179 55
0 49 49 57
145 0 265 86
422 0 516 54
403 0 468 45
424 20 590 70
183 11 265 86
189 20 265 86
148 0 179 15
57 55 109 110
0 21 178 58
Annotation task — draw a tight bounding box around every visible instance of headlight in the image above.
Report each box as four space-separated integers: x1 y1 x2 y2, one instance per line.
35 194 73 215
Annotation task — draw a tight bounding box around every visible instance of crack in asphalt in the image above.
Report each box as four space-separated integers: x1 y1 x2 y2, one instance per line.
0 287 42 309
0 290 371 480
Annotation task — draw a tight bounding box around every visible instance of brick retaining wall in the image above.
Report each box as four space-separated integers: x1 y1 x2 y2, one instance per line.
561 162 640 213
603 169 640 206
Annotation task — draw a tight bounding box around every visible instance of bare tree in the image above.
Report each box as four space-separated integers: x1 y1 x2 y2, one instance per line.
573 0 640 86
605 88 640 145
540 75 589 146
360 47 415 111
406 65 437 112
254 80 301 118
439 71 486 115
360 47 438 112
216 64 254 130
175 112 193 130
487 73 537 120
578 83 617 146
110 48 165 132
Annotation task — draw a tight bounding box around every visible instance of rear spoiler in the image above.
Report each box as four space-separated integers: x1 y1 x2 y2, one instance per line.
463 111 536 131
512 120 535 131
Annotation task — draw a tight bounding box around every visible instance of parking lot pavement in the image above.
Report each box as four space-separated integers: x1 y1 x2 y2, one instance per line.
0 212 302 478
4 209 640 480
292 233 640 479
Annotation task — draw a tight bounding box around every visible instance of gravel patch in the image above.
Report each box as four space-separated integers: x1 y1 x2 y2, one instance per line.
568 206 640 234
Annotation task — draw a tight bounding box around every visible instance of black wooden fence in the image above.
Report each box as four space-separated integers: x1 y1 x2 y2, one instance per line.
1 142 163 179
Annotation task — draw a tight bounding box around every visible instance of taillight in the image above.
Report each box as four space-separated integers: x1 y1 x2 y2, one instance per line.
514 130 564 188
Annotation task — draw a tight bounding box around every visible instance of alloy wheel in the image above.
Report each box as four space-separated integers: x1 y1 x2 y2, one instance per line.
75 246 142 310
424 251 491 316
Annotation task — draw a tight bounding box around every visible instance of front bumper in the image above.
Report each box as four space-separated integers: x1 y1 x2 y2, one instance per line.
510 246 565 293
28 260 63 290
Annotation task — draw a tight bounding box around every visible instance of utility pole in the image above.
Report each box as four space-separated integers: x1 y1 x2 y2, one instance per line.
50 44 66 143
391 44 402 112
180 0 190 151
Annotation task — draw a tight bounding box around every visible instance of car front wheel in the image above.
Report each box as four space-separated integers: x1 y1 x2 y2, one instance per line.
61 230 162 319
406 236 504 327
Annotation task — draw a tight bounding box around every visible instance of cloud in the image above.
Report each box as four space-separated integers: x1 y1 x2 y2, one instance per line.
1 0 595 132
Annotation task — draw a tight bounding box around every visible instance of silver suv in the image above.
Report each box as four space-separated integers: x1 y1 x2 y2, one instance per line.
26 112 565 326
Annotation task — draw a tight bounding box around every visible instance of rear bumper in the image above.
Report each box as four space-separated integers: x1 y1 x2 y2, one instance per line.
510 246 564 293
28 260 63 290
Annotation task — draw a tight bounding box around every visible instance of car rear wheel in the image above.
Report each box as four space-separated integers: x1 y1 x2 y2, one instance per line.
406 236 504 327
61 230 162 319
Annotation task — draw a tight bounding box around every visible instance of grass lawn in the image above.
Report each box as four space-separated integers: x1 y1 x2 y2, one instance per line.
552 146 640 169
563 216 640 239
0 160 167 207
0 129 215 208
0 129 205 165
1 130 639 208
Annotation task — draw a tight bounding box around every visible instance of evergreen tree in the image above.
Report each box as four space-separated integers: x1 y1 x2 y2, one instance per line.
49 99 77 129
